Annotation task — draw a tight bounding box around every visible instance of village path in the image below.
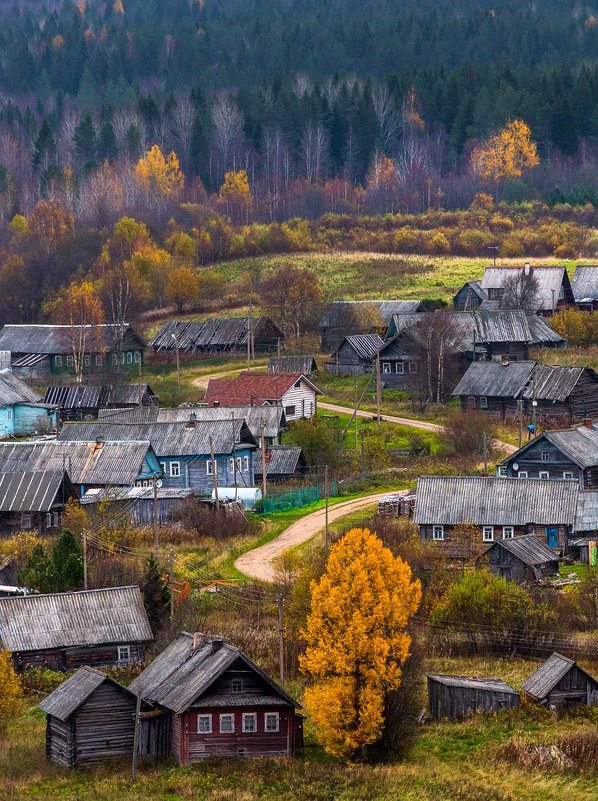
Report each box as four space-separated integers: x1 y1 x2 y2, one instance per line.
191 364 267 391
235 491 399 582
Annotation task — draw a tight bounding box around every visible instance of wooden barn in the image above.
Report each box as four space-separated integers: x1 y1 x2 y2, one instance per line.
319 300 423 351
148 318 283 356
427 674 520 721
483 535 560 582
38 667 138 768
0 469 76 537
0 586 153 671
129 632 303 763
325 334 385 377
521 653 598 710
44 383 157 420
254 446 307 484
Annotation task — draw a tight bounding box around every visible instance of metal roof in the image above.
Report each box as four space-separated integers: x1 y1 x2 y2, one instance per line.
11 353 48 367
319 300 423 328
205 371 322 407
254 446 305 477
452 361 536 398
413 476 579 526
0 324 144 354
341 334 384 360
0 371 42 407
0 440 155 486
44 384 153 410
480 266 568 312
59 418 256 457
574 490 598 531
427 674 519 694
526 315 565 344
543 426 598 468
571 265 598 302
148 317 281 352
0 470 71 512
81 486 196 504
488 535 559 567
521 653 581 699
129 632 300 714
520 364 588 402
0 586 153 653
268 355 316 374
38 666 132 721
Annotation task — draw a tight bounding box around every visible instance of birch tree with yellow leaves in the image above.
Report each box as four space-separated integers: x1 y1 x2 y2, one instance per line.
469 120 539 194
135 145 184 209
300 527 421 760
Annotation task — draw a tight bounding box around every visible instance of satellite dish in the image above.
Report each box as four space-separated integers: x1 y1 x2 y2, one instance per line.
156 479 163 488
513 463 519 471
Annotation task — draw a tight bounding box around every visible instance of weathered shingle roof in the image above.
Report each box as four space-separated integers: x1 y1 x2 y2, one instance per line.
520 365 588 402
452 361 536 398
0 586 153 653
341 334 384 360
59 418 256 456
268 355 316 374
0 470 71 512
0 371 42 407
574 490 598 531
38 666 132 720
427 674 519 693
149 318 282 352
543 426 598 468
205 371 322 407
0 440 155 486
521 653 581 699
526 315 565 344
319 300 423 328
0 324 144 354
489 535 559 567
480 266 568 312
129 632 300 714
413 476 579 526
571 265 598 302
254 446 305 477
44 384 154 410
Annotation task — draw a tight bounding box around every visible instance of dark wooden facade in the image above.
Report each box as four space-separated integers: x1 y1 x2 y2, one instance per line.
499 435 584 485
15 641 146 672
484 538 560 582
522 653 598 710
420 522 570 554
427 675 520 721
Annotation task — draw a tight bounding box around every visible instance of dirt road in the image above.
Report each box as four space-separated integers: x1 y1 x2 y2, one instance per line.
192 364 267 391
235 490 403 582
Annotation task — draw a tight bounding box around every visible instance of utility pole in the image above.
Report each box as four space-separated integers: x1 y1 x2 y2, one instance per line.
360 429 365 480
324 464 329 558
261 419 267 503
131 691 141 781
169 547 174 623
518 399 523 449
532 372 537 434
277 337 281 363
153 473 159 560
483 431 487 474
173 329 181 392
247 300 253 370
375 338 381 433
138 355 143 407
354 379 358 450
209 436 219 510
551 288 556 317
278 595 285 690
83 530 87 590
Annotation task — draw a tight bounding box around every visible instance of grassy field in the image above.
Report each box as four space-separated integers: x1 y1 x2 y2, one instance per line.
4 653 598 801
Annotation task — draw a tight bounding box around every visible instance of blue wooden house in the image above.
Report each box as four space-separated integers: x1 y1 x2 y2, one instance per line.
0 371 58 437
58 418 257 495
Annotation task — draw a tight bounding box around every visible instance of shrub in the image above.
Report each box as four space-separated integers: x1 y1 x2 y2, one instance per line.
500 237 524 257
442 412 496 456
428 232 450 254
171 498 257 540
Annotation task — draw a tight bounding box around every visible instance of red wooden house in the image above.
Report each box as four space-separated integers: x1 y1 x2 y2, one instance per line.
129 632 303 763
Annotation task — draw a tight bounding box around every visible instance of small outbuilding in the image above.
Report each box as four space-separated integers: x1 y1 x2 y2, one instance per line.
38 666 138 768
254 446 307 484
427 674 520 721
521 653 598 710
483 535 560 582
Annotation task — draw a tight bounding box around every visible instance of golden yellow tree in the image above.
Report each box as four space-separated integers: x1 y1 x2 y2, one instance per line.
0 649 22 729
300 528 421 760
165 266 199 312
219 169 252 222
50 279 104 382
469 120 539 185
135 145 184 199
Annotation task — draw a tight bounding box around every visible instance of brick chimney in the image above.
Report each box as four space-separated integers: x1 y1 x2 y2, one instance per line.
192 631 203 650
584 418 592 429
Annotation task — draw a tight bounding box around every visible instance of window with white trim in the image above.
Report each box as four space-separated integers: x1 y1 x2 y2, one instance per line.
243 455 249 472
197 714 212 733
502 526 514 539
409 363 417 374
483 526 494 541
46 513 52 528
206 460 217 475
285 405 295 417
383 362 390 373
22 515 31 530
118 645 130 661
134 351 140 363
160 462 166 475
264 712 279 732
66 355 74 367
231 678 243 693
518 471 528 478
539 471 549 480
541 450 549 461
563 472 574 479
7 408 11 421
84 354 91 367
53 512 59 527
237 457 243 473
127 351 133 363
479 396 488 409
395 362 404 374
112 354 119 365
497 466 507 477
229 457 235 473
55 355 62 367
95 354 103 366
220 713 235 733
432 525 444 541
170 461 181 477
242 713 257 733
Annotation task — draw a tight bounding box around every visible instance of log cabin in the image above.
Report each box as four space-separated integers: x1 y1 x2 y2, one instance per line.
129 632 303 763
319 300 423 351
482 535 560 582
479 264 574 314
148 317 283 356
44 383 157 420
254 446 307 484
0 470 76 537
522 653 598 710
453 280 488 310
427 674 520 721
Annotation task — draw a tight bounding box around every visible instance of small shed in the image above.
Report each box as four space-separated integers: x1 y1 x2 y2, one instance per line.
427 674 520 721
521 653 598 709
38 667 138 768
254 446 307 483
483 535 560 582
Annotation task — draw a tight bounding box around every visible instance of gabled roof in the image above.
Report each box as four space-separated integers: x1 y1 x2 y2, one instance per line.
500 425 598 470
521 652 596 700
148 317 282 352
0 371 42 407
0 586 153 653
0 470 73 512
0 440 157 486
455 279 488 302
338 334 384 360
268 355 316 374
574 490 598 531
129 632 300 714
205 371 322 407
571 265 598 303
254 446 305 477
44 384 154 410
413 476 579 526
452 361 536 398
520 365 589 402
59 418 256 457
0 324 144 354
38 666 133 721
427 674 518 693
480 265 569 312
319 300 423 328
487 535 559 567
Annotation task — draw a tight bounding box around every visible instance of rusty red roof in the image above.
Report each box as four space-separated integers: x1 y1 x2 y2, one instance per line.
205 371 321 407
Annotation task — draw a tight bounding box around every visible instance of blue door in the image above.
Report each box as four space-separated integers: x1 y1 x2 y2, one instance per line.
546 527 558 548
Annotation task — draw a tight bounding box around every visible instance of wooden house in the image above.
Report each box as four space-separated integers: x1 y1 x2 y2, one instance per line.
59 418 257 494
522 653 598 710
0 371 58 437
254 446 307 484
479 264 574 314
0 440 163 498
148 317 283 356
427 674 520 721
0 324 145 379
319 300 423 351
38 667 139 768
268 355 317 376
0 586 153 671
325 334 385 377
81 486 202 526
453 361 598 421
453 280 488 310
129 632 303 763
413 475 579 555
205 372 322 421
44 383 157 420
0 470 76 537
571 265 598 311
483 535 560 582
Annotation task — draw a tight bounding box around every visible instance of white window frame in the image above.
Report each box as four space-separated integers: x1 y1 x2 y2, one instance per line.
134 351 140 363
395 362 404 374
231 678 243 693
117 645 130 661
502 526 514 539
409 363 417 374
127 351 133 363
229 457 235 473
497 466 507 477
170 461 181 477
237 457 243 473
55 355 62 367
112 354 119 365
541 450 549 462
53 511 59 527
121 353 125 364
46 512 52 528
433 525 444 541
160 462 166 475
242 713 257 733
563 471 574 479
66 354 74 367
479 396 488 409
382 362 390 373
197 714 212 734
243 455 249 472
22 515 31 530
539 471 549 480
84 353 91 367
483 526 494 542
7 408 12 421
285 405 295 417
518 471 528 478
220 713 235 733
264 712 279 733
95 354 103 366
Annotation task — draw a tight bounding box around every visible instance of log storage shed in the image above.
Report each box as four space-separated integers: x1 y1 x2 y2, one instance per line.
427 674 520 721
521 653 598 710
